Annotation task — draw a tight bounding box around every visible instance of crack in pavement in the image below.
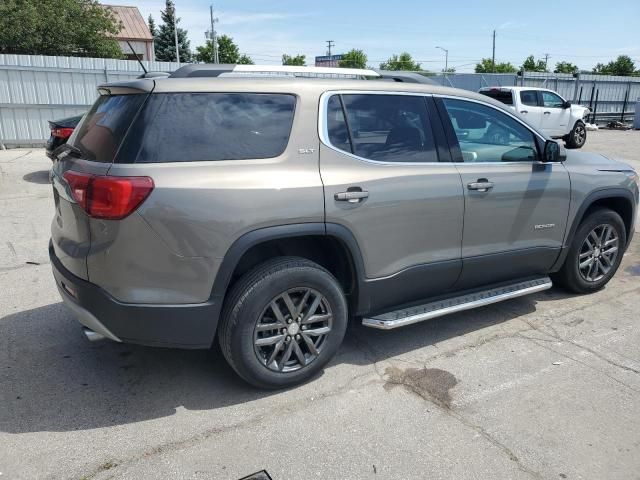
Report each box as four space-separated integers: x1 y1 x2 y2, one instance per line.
75 368 381 479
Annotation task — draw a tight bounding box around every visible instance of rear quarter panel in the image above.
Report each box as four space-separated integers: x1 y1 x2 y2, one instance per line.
100 90 324 303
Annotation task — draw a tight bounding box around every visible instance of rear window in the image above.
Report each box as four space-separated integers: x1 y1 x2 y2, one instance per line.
71 94 146 163
479 89 514 105
117 93 296 163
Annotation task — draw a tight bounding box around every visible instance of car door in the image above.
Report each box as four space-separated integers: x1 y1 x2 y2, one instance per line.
517 89 544 129
320 92 465 313
435 96 570 290
539 90 571 137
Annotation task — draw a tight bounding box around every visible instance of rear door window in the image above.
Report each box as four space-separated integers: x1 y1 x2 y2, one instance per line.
520 90 539 106
327 94 438 163
71 94 146 163
118 93 296 163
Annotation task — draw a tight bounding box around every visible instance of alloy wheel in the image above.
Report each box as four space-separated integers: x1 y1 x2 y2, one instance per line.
578 223 619 282
574 124 586 146
253 288 333 372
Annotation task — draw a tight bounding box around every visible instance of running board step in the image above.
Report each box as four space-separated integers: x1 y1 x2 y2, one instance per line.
362 277 552 330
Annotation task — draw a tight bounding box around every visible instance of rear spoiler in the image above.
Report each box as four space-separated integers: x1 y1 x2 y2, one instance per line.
96 79 155 95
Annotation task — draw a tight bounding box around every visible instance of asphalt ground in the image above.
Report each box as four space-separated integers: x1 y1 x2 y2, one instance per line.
1 129 639 480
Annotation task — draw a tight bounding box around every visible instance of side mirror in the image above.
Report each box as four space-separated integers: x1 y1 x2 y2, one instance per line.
563 100 571 109
543 140 566 162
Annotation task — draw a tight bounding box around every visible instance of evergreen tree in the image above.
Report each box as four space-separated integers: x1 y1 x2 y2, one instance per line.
155 0 191 62
148 15 157 38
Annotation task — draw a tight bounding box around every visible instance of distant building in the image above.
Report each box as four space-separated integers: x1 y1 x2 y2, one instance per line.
315 54 344 67
103 4 154 61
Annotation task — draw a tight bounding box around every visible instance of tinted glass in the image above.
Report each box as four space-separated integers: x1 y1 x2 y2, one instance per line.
479 90 514 105
118 93 296 163
71 94 146 163
336 94 437 163
541 91 564 108
442 98 538 163
520 90 539 106
326 95 352 153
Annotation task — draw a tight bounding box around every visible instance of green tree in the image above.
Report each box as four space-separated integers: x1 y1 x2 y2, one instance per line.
282 54 306 66
148 15 157 38
339 49 367 69
155 0 191 62
0 0 122 58
379 52 421 71
237 54 254 65
554 61 579 74
592 55 636 76
521 55 547 72
442 67 456 74
195 35 253 64
475 58 517 73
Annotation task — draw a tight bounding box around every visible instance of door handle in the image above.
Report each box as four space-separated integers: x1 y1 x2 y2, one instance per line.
335 190 369 203
467 180 494 192
520 110 528 114
543 111 551 115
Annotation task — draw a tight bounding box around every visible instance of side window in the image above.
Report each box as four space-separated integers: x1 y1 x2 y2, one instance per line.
442 98 539 163
326 94 438 163
541 91 564 108
326 95 352 153
520 90 539 107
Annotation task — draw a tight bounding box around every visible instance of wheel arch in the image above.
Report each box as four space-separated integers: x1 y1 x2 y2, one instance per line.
551 188 636 271
210 223 369 319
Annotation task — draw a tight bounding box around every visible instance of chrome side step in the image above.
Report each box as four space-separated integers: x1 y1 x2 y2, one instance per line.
362 277 552 330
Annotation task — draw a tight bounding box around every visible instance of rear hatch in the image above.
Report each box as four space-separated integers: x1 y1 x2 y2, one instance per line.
50 81 152 279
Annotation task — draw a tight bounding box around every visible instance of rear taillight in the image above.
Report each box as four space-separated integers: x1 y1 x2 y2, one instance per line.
63 171 154 220
51 127 74 139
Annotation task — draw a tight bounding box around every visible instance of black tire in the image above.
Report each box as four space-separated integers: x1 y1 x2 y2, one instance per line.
565 120 587 149
553 208 626 293
218 257 348 389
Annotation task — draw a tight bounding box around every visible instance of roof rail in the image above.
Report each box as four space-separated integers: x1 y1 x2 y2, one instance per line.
374 70 438 85
169 64 380 79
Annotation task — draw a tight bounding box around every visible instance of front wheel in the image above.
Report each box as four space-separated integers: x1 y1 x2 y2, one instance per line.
553 208 626 293
218 257 348 389
565 121 587 149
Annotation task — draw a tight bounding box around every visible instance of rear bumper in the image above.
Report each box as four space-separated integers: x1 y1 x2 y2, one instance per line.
49 241 220 349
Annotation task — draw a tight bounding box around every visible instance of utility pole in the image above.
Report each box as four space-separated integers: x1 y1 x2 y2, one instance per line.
544 53 550 71
326 40 334 57
209 5 219 64
436 46 449 73
171 2 180 64
491 30 496 73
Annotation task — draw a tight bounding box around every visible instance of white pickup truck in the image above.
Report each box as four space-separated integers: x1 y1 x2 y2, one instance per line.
479 86 590 148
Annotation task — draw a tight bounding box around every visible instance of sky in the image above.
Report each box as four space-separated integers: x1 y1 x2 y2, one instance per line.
106 0 640 72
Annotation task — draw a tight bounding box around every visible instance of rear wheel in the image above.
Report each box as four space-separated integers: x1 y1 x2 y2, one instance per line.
566 120 587 149
218 257 348 389
553 208 626 293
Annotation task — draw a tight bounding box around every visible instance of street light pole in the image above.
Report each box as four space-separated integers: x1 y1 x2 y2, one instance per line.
209 5 218 63
171 3 180 64
436 46 448 73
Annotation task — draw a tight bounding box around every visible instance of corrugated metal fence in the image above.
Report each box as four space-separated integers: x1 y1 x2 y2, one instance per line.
0 54 181 148
432 71 640 123
1 54 640 147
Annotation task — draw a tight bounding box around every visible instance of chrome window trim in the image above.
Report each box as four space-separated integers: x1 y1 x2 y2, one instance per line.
318 90 443 166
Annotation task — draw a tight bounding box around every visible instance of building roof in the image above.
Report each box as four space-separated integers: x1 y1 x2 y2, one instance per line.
103 4 153 41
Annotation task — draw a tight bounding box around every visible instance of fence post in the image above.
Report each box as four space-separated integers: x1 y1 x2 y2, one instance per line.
572 73 580 102
621 82 630 122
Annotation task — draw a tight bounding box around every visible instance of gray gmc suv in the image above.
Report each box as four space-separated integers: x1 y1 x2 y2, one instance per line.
50 65 638 388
